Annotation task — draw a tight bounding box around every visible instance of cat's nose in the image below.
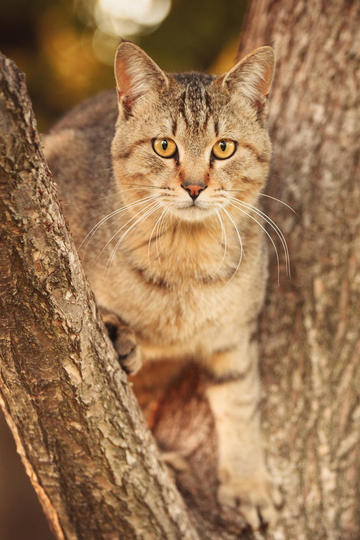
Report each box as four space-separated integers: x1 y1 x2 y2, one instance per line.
181 182 207 201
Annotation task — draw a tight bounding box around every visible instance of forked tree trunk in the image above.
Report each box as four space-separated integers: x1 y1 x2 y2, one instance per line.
0 0 359 538
238 0 360 538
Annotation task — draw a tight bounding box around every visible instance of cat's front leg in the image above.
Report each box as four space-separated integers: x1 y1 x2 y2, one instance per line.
205 339 282 529
100 307 142 375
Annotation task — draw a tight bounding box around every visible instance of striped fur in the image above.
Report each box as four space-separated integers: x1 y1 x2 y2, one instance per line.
44 42 281 529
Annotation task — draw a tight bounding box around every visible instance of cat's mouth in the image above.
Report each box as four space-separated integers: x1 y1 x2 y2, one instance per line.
171 199 214 222
177 200 209 210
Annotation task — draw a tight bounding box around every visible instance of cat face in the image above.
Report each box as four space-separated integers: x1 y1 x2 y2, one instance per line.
111 42 274 224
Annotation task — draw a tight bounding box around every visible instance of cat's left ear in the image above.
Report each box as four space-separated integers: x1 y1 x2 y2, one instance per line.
221 46 275 112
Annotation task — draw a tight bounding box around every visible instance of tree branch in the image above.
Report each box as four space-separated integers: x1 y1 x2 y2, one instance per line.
0 51 199 540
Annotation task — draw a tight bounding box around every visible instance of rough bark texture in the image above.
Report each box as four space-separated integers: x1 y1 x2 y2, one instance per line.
238 1 360 538
0 52 199 540
134 2 360 538
1 0 359 538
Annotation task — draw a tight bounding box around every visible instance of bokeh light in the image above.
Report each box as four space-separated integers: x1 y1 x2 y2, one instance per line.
0 0 246 130
92 0 171 64
96 0 171 34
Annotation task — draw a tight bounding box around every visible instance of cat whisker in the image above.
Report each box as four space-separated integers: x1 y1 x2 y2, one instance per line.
101 200 157 262
155 207 170 259
238 199 290 278
95 201 156 267
223 189 296 214
119 186 160 192
147 208 167 261
120 183 174 192
221 207 244 284
106 202 161 271
228 201 281 284
257 192 296 213
230 197 290 278
81 195 157 252
214 209 228 274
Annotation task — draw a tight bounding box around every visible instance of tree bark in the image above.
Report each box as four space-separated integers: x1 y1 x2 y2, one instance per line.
135 2 360 539
1 0 360 538
0 52 199 540
237 1 360 538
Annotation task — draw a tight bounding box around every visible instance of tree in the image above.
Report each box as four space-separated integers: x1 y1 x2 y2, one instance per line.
1 0 359 538
238 0 360 538
0 52 199 540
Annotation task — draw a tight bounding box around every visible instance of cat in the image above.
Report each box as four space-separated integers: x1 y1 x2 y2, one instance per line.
44 40 282 529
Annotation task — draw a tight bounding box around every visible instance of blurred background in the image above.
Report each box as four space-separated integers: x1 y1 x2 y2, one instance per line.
0 1 247 538
1 0 247 132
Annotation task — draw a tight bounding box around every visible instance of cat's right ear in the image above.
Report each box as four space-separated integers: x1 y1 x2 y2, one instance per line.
114 41 168 118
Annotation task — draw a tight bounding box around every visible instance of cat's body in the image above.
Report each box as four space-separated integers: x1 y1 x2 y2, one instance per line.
44 42 280 528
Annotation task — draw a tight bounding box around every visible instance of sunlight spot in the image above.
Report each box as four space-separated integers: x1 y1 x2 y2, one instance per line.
95 0 171 37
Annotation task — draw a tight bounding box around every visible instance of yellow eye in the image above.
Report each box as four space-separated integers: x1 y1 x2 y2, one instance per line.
152 138 177 158
212 139 237 160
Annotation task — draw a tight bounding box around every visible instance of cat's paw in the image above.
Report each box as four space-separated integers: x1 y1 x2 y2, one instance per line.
102 311 142 375
218 470 282 529
114 326 142 375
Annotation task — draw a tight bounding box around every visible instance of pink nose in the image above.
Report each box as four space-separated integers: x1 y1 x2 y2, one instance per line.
181 182 207 200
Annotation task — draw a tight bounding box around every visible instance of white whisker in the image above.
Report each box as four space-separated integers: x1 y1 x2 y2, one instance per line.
156 207 171 259
257 192 296 213
106 202 161 271
148 208 167 261
222 207 244 284
223 189 296 214
229 201 280 284
231 197 290 278
214 209 228 274
120 183 174 192
80 194 157 250
100 201 157 262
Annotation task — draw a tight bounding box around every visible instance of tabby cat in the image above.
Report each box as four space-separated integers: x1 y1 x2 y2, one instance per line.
44 40 282 528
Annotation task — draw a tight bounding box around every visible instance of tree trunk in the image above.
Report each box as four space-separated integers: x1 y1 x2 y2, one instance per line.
0 52 198 540
237 1 360 538
135 2 360 538
1 0 359 538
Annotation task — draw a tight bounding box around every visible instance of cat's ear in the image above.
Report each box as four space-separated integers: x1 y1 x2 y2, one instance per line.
114 40 168 117
222 46 275 112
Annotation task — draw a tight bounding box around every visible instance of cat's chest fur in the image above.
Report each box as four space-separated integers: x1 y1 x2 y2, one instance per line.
44 41 279 528
87 228 266 363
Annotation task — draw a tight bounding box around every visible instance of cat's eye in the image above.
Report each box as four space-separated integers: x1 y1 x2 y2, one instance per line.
212 139 237 160
152 138 177 158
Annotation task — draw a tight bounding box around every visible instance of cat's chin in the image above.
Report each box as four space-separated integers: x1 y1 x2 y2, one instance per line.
170 205 216 223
